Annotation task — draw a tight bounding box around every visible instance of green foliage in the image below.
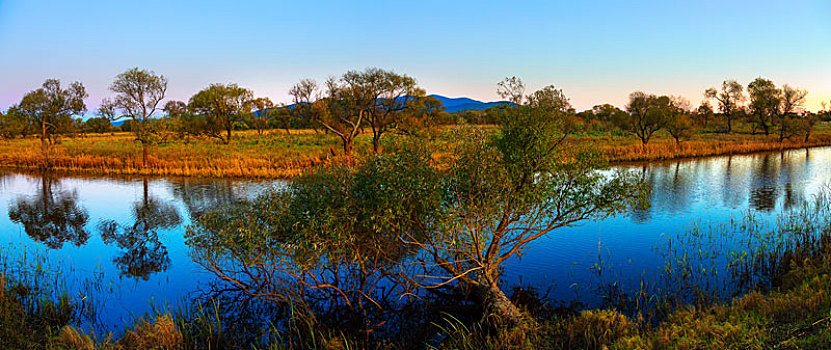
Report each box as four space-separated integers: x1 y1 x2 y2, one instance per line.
11 79 88 164
614 92 678 144
188 83 254 144
705 79 745 133
83 116 113 134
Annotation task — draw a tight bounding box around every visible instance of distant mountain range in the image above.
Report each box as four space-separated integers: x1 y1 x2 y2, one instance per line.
428 95 512 113
104 95 507 126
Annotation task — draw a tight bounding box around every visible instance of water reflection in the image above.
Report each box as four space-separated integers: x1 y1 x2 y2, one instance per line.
98 179 181 280
0 147 829 334
629 148 821 220
8 174 90 249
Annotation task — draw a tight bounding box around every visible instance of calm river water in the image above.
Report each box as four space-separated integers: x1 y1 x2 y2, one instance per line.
1 146 829 330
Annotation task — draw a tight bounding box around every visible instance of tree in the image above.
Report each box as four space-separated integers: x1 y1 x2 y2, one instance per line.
396 95 447 136
496 76 525 104
0 107 35 139
348 68 425 153
188 83 254 144
704 80 745 133
13 79 87 166
778 84 808 142
267 106 296 134
188 84 646 329
614 91 669 144
290 78 366 156
163 100 204 141
747 77 781 136
83 116 113 134
526 85 571 112
249 97 275 135
102 68 168 167
592 104 628 123
665 96 696 145
693 101 715 128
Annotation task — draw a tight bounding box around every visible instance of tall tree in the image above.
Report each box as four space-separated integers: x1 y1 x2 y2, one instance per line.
704 80 745 133
747 77 781 136
102 68 168 167
188 83 254 144
13 79 87 166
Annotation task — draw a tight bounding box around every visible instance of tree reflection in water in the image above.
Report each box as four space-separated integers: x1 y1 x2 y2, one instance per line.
98 179 181 280
8 174 90 249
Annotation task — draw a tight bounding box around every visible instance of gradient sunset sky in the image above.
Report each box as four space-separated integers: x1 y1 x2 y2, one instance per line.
1 0 829 114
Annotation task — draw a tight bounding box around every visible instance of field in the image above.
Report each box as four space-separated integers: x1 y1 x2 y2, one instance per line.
1 124 830 178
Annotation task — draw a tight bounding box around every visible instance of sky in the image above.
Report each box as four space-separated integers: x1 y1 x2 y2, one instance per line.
1 0 830 115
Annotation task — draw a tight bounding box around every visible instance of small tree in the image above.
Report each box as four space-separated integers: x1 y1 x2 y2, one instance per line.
0 107 35 139
778 84 807 143
496 76 525 104
188 83 254 144
83 116 113 134
13 79 87 166
102 68 168 167
614 91 668 144
693 101 714 128
249 97 275 135
665 96 695 145
705 80 745 133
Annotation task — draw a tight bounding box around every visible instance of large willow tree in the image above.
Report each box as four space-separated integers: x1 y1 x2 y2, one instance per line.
187 81 645 330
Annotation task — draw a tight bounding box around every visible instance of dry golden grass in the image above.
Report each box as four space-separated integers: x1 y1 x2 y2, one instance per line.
591 131 831 163
1 125 830 179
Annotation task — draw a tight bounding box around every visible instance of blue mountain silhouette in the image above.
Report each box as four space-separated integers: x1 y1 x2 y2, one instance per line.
428 95 512 113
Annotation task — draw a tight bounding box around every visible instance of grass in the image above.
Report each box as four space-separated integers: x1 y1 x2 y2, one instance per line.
1 123 830 179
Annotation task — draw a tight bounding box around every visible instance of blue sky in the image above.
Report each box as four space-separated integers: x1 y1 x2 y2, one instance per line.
1 0 829 113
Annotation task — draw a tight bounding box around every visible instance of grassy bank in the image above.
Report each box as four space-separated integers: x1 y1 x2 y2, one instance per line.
1 125 830 179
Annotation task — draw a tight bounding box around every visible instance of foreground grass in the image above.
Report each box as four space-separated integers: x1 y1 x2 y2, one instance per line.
1 124 830 179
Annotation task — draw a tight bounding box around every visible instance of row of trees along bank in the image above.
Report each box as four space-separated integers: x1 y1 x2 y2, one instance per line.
1 68 829 169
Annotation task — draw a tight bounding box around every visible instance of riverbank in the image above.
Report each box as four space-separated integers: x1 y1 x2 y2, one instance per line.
1 126 830 179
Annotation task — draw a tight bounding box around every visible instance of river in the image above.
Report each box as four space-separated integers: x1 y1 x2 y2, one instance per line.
1 146 829 331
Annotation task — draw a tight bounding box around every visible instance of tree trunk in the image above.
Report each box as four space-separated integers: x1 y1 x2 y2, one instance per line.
41 119 49 168
726 113 732 133
225 127 232 144
142 143 148 168
343 138 353 156
475 282 526 327
372 133 381 153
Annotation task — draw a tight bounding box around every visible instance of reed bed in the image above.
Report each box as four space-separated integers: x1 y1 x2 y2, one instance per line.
591 132 831 163
1 127 830 179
